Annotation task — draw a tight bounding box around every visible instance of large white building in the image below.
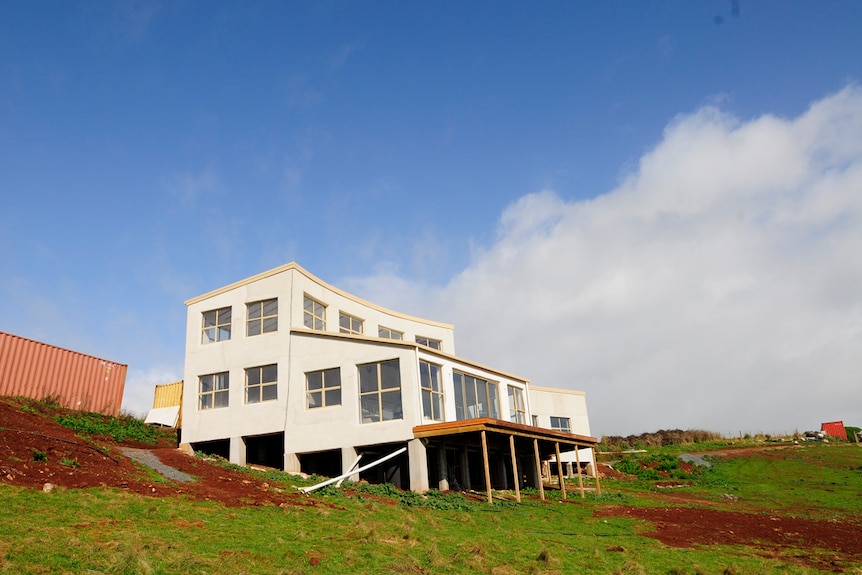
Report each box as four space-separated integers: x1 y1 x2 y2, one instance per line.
181 262 596 493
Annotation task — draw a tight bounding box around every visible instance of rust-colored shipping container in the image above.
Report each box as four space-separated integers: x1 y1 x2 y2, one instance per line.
821 421 848 441
0 331 126 416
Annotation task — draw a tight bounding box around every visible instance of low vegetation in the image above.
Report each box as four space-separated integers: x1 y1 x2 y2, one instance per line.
1 400 861 574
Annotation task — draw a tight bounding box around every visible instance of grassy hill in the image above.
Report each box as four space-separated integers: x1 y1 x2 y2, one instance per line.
1 397 861 574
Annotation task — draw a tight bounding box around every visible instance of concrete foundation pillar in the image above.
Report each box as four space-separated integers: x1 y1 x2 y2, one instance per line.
408 439 429 493
284 452 301 473
230 436 245 466
341 446 361 482
437 447 450 491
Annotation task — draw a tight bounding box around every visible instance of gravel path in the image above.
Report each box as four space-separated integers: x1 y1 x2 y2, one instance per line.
121 448 195 483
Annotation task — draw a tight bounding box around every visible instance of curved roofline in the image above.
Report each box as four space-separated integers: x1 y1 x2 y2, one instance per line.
530 385 586 396
183 262 454 330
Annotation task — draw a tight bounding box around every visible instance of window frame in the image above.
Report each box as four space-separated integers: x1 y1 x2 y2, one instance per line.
378 326 404 340
419 360 444 422
550 416 572 434
416 336 441 350
507 385 527 424
358 359 402 423
303 295 326 330
246 298 278 337
199 372 229 410
306 367 342 409
452 371 499 421
339 311 364 335
201 307 232 344
245 364 278 404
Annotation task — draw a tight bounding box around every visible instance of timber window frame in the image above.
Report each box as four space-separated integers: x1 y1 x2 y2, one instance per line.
246 298 278 336
358 359 402 423
453 371 499 420
416 336 441 350
507 385 527 424
550 416 572 434
245 364 278 404
378 326 404 340
419 360 444 421
199 372 229 410
201 307 231 344
303 295 326 330
339 311 364 335
306 367 342 409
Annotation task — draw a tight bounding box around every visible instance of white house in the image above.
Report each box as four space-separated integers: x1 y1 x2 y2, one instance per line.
181 262 597 494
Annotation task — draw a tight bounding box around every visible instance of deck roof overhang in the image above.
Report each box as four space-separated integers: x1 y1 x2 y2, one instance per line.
413 418 597 458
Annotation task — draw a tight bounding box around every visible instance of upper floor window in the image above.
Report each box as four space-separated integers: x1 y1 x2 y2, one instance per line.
419 360 444 421
508 386 526 424
378 326 404 340
306 367 342 409
453 372 499 421
339 312 364 335
416 336 441 350
550 416 572 434
247 298 278 336
199 372 229 410
202 307 231 344
245 364 278 404
303 295 326 330
358 359 402 423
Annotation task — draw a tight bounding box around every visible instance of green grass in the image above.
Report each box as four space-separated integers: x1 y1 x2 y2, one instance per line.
53 412 166 444
1 443 861 574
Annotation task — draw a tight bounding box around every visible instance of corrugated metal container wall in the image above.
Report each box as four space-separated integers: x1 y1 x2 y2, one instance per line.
821 421 848 440
153 380 183 427
152 381 183 408
0 331 127 416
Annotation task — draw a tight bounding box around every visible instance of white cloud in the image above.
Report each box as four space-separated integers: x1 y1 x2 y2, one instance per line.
122 364 183 418
360 87 862 437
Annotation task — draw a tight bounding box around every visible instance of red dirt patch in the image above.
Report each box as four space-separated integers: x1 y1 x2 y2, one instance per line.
0 398 333 509
595 505 862 572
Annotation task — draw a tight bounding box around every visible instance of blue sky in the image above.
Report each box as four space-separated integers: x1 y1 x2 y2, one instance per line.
2 1 861 436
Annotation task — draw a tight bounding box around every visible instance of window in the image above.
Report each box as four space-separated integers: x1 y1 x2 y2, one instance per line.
532 415 539 427
303 295 326 330
247 298 278 336
378 326 403 340
550 416 572 434
306 368 342 409
416 336 441 350
420 360 444 421
508 386 526 424
245 364 277 404
453 372 499 420
339 312 363 335
199 372 229 410
358 359 402 423
201 307 231 344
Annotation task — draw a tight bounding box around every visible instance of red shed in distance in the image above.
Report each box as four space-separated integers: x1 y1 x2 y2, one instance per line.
820 421 848 441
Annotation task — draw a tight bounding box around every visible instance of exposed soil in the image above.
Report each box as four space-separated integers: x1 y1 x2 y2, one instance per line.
593 447 862 573
0 397 334 509
2 398 861 571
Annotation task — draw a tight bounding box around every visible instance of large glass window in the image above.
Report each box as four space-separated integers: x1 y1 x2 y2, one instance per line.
199 372 229 410
306 368 342 409
416 336 441 350
245 364 277 404
339 312 364 335
247 299 278 336
550 416 572 434
508 385 526 424
201 307 231 344
453 372 499 420
303 296 326 330
358 359 402 423
420 360 444 421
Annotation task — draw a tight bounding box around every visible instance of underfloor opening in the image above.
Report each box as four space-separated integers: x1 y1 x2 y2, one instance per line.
298 449 342 478
244 432 284 470
190 438 230 460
